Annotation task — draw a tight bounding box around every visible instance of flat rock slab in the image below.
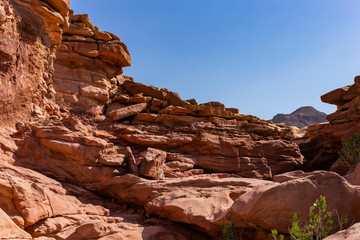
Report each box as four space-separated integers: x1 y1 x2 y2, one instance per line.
106 103 147 121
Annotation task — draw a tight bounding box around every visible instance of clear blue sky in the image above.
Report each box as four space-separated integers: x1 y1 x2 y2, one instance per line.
70 0 360 120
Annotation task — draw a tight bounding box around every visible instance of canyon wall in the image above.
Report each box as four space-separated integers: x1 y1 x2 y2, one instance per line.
0 0 360 239
297 76 360 172
0 0 69 125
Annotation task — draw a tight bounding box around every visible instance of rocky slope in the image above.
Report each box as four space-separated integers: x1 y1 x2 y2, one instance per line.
272 106 327 128
1 0 360 239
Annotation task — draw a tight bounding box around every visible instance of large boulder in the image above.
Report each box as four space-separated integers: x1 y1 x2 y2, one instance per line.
106 173 269 238
324 223 360 240
350 162 360 185
226 171 360 233
0 163 108 228
139 147 167 180
106 103 147 121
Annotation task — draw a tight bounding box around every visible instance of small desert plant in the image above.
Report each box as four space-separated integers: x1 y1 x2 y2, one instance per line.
339 133 360 169
334 209 348 231
221 222 241 240
271 196 334 240
270 229 284 240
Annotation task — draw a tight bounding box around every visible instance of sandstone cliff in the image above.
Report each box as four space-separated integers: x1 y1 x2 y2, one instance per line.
1 1 360 239
297 76 360 172
0 0 69 126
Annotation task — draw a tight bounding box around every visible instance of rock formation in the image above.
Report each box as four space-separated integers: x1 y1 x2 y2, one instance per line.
272 106 327 129
0 0 69 126
16 12 304 183
297 76 360 171
324 222 360 240
53 11 130 117
1 0 360 239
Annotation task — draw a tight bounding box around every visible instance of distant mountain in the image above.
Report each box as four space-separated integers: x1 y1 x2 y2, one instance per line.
271 106 327 128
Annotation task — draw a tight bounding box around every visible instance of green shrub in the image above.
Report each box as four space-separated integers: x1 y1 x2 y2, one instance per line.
271 196 334 240
339 133 360 169
270 229 284 240
334 209 348 231
221 222 240 240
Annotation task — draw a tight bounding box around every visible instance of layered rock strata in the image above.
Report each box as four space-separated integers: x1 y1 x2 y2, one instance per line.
297 76 360 171
1 1 360 239
0 0 70 126
0 163 204 239
18 14 305 184
0 8 307 239
53 12 130 116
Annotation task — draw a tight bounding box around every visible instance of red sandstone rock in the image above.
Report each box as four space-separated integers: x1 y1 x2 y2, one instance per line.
0 208 31 239
350 163 360 185
298 76 360 170
0 0 69 125
29 215 207 239
1 2 343 239
125 146 139 175
161 88 191 107
197 102 235 119
80 85 109 103
321 86 350 106
0 163 108 228
53 13 130 116
126 94 152 104
106 102 147 121
324 223 360 240
158 105 196 116
227 171 360 234
106 173 269 237
123 81 166 100
139 147 167 180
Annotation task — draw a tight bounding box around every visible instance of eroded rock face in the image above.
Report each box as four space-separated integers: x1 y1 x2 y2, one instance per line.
0 164 204 240
13 17 304 184
0 208 31 239
104 174 270 238
0 163 109 229
139 147 167 180
3 2 359 240
15 111 303 185
8 12 304 237
53 13 131 116
2 12 306 238
0 0 69 126
324 222 360 240
297 76 360 171
227 171 360 233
